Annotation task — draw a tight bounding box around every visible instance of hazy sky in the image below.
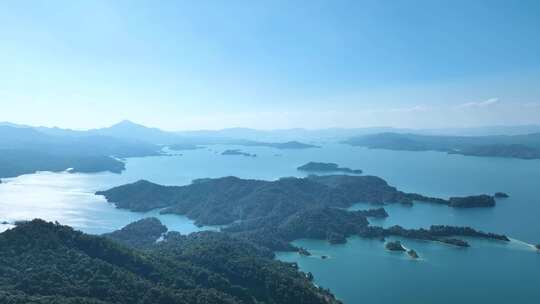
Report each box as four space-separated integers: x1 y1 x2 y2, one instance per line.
1 0 540 130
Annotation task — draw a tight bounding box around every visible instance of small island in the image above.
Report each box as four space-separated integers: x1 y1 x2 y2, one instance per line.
298 247 312 256
494 192 509 198
448 195 496 208
360 225 508 246
385 240 406 251
235 140 320 150
407 249 419 259
535 244 540 250
269 141 320 149
168 143 203 151
298 162 362 174
439 238 470 247
221 149 257 157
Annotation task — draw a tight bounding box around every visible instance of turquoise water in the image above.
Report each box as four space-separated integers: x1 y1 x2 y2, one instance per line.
276 236 539 304
0 143 539 302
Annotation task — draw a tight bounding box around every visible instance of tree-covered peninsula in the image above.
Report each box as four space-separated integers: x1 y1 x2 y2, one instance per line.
102 217 168 249
0 125 163 178
97 175 509 251
97 174 498 225
0 219 341 304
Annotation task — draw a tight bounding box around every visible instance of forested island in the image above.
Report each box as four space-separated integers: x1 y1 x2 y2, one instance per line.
0 219 340 304
494 192 509 198
407 249 419 259
344 132 540 159
97 175 498 221
359 225 509 247
168 143 203 151
439 238 470 247
384 241 419 259
448 195 495 208
97 175 509 251
221 149 257 157
297 162 363 174
232 140 319 149
385 241 406 251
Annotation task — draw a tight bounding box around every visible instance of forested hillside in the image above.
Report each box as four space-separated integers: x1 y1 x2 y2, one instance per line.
0 219 340 304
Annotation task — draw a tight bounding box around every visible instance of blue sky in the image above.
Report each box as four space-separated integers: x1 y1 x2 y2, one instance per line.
1 0 539 130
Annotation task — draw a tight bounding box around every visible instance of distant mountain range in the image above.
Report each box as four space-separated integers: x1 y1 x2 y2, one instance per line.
0 124 161 178
2 120 540 179
0 120 327 148
0 120 322 179
0 124 159 156
4 120 540 143
0 120 185 144
176 125 540 140
344 132 540 159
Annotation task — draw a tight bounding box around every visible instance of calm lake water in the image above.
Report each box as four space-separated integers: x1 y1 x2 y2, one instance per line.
1 143 539 303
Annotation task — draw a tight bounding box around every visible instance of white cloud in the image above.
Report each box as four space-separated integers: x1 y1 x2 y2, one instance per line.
457 97 500 109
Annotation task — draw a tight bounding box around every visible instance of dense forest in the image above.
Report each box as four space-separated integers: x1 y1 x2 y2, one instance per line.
97 175 509 251
359 224 509 247
102 217 168 249
0 219 340 304
97 174 499 227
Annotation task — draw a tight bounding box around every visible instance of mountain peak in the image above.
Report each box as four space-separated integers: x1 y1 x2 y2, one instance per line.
92 120 178 144
111 120 144 128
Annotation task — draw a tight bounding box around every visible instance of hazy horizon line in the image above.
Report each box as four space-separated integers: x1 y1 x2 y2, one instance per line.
2 119 540 133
